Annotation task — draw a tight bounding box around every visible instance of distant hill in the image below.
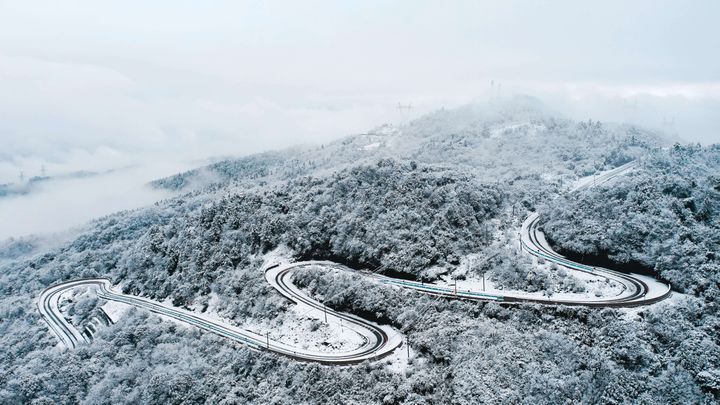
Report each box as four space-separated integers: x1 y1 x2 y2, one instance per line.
0 168 126 198
152 96 668 193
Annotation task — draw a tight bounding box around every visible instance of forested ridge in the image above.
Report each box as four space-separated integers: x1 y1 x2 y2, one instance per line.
1 100 718 404
542 144 720 302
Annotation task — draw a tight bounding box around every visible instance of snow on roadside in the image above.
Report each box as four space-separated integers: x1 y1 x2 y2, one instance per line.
620 291 684 321
570 161 636 193
238 310 366 354
100 300 130 323
384 341 416 374
146 246 377 355
432 263 623 302
260 248 404 362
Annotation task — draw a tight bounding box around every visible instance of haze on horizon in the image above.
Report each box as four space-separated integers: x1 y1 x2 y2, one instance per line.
0 0 718 239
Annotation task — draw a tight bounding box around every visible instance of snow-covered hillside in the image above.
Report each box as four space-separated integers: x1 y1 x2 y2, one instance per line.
153 96 664 192
2 100 718 404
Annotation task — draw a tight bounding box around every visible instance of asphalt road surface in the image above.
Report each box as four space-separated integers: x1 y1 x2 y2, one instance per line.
38 161 671 363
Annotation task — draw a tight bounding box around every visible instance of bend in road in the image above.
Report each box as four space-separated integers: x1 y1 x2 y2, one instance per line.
38 161 671 363
39 267 402 365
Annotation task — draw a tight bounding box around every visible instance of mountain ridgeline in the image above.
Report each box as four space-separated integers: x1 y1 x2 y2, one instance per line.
152 97 661 193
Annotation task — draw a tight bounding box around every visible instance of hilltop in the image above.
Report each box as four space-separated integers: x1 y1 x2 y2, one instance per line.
4 99 719 404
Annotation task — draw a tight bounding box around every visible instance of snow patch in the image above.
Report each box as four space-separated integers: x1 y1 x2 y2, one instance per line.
363 142 382 151
489 122 546 139
100 299 130 324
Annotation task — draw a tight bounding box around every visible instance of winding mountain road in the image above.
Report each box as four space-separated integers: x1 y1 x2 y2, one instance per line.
38 161 671 363
38 266 401 365
356 162 670 307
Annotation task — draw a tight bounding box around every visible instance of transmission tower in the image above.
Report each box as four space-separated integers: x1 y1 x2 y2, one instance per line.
397 102 413 124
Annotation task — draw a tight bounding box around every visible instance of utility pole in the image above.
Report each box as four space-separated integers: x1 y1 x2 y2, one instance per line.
266 332 269 350
323 304 327 323
518 232 522 253
593 160 598 186
482 272 485 291
406 336 410 360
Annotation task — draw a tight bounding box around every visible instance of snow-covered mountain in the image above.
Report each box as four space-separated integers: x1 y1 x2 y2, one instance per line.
2 99 718 404
154 96 665 192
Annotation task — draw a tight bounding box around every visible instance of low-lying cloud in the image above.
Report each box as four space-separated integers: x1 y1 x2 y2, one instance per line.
0 0 718 240
0 162 189 241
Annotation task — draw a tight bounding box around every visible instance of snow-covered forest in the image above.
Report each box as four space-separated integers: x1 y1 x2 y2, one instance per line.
543 144 720 301
1 100 719 404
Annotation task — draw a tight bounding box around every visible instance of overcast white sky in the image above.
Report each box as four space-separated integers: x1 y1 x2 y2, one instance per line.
1 0 719 238
2 0 720 177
